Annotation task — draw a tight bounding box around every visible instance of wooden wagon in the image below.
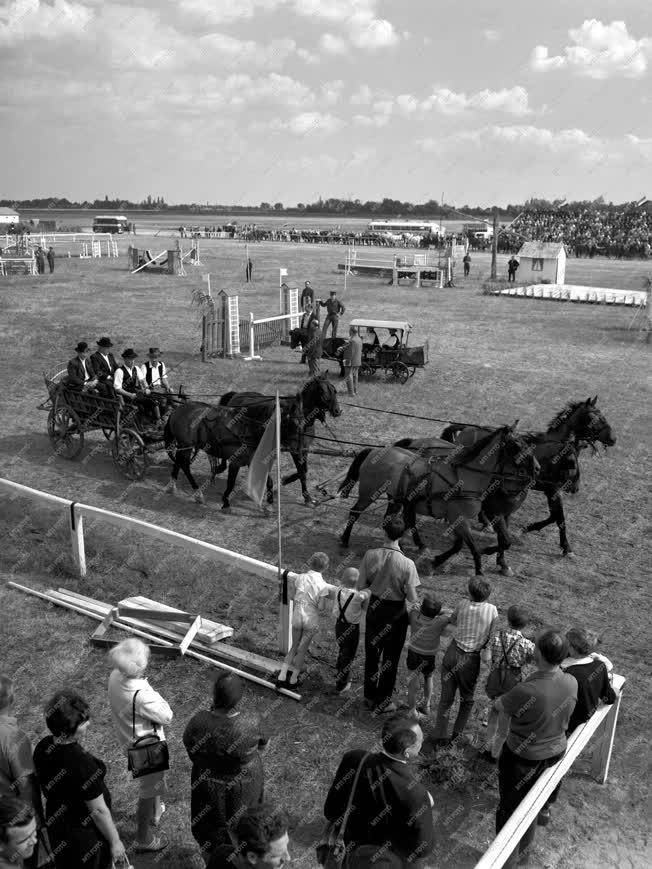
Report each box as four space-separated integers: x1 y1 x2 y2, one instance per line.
349 318 429 384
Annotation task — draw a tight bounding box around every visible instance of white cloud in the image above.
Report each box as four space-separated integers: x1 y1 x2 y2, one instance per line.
0 0 93 46
285 111 342 134
321 79 344 105
531 19 652 79
178 0 284 26
399 85 531 116
350 14 398 49
483 28 500 42
320 33 347 54
350 84 374 105
224 73 314 108
197 33 297 70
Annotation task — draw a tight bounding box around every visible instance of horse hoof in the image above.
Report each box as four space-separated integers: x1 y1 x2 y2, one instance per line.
221 503 231 511
164 482 176 495
194 491 205 504
339 538 349 548
500 567 514 577
564 551 576 560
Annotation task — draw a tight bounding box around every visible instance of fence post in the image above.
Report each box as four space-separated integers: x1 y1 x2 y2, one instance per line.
69 504 87 578
201 315 207 362
590 690 623 784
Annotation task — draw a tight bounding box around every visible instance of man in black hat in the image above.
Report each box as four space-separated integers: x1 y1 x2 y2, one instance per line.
113 349 145 402
67 342 99 391
90 338 118 392
47 247 55 273
319 290 345 341
140 347 171 419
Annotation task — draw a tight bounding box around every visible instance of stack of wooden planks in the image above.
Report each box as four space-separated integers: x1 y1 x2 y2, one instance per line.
8 582 300 701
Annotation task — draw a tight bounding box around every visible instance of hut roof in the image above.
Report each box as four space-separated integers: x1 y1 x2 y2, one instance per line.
518 241 565 259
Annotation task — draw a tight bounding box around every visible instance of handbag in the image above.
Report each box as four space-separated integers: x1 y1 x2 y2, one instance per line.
316 753 369 868
126 689 170 779
485 633 522 700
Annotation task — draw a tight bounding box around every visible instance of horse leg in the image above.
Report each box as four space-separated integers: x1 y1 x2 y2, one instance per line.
341 493 373 546
525 491 573 555
164 451 181 494
221 463 239 510
483 516 513 576
401 499 425 550
266 475 274 505
286 450 314 505
432 519 483 575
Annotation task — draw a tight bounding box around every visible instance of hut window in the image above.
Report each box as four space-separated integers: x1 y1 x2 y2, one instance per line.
532 258 544 271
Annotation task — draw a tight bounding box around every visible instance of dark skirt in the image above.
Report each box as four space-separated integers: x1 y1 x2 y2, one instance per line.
48 818 111 869
191 754 264 860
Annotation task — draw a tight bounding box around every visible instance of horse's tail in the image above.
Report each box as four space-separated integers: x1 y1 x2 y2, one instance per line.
394 437 414 449
440 424 465 443
219 391 237 406
338 447 372 498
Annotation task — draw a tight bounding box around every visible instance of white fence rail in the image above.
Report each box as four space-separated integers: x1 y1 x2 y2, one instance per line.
475 673 625 868
0 477 294 652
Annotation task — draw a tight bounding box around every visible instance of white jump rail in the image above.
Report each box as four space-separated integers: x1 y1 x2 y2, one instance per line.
0 477 295 653
474 673 626 869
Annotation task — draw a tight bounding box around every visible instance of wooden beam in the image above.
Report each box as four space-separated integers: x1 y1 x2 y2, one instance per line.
180 615 202 656
117 606 194 623
8 582 301 701
130 250 168 274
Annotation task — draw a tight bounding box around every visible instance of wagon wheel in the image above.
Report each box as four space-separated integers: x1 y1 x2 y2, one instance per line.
359 363 376 378
112 428 149 480
48 406 85 459
407 365 417 377
385 362 410 384
101 428 114 441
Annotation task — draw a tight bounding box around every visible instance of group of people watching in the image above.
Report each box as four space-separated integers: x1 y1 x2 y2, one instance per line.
499 208 652 259
0 515 618 868
65 337 172 421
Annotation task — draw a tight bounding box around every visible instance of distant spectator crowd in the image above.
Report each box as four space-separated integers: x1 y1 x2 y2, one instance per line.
499 208 652 258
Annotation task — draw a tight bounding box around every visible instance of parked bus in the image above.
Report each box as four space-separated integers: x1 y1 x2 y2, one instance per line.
368 219 446 237
93 215 129 233
463 221 493 240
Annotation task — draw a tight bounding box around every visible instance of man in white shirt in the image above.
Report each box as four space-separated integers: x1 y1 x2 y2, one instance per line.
140 348 171 419
113 349 145 400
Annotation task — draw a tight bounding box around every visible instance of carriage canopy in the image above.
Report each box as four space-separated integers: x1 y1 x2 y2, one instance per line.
349 319 412 334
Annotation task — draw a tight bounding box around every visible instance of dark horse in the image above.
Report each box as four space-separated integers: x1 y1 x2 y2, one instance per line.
289 328 347 376
164 375 341 508
338 425 539 575
419 396 615 568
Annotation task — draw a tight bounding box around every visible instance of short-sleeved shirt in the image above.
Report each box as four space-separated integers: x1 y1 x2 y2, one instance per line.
33 736 112 825
0 715 35 798
292 570 330 629
450 599 498 652
183 709 269 777
358 544 420 603
332 587 371 625
489 629 534 669
499 670 578 760
408 610 453 656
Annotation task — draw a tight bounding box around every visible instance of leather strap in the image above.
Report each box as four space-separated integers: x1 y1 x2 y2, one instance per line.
337 752 370 839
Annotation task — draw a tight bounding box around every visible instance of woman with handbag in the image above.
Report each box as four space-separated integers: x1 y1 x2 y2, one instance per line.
33 690 127 869
183 673 269 864
482 606 535 763
107 639 173 854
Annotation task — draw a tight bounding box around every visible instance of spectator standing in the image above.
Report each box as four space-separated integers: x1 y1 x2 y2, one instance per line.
0 797 38 869
276 552 332 688
245 257 253 282
561 628 616 734
331 567 370 694
482 606 534 762
107 638 172 854
46 247 55 274
305 319 322 378
300 280 314 310
206 804 290 869
359 517 420 713
0 678 42 869
183 674 268 862
35 247 45 275
463 252 471 276
433 577 498 745
323 714 434 866
405 597 452 719
342 325 362 396
33 690 127 869
494 631 577 866
320 290 345 340
507 256 519 282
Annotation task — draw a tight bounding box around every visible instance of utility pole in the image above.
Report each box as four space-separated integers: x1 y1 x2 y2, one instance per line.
490 207 498 280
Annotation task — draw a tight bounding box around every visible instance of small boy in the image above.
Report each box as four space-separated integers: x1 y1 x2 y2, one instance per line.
406 595 452 718
332 568 370 694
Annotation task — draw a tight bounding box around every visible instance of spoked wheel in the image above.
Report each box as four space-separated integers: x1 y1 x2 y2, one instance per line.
385 362 410 384
360 363 376 378
407 365 417 377
101 428 114 441
112 428 149 480
48 406 85 459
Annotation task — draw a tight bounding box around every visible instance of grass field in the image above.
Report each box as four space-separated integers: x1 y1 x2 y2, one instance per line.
0 236 650 868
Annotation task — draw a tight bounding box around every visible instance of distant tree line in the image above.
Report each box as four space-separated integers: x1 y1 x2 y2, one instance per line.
1 194 644 217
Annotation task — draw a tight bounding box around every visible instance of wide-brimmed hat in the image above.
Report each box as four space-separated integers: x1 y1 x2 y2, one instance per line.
75 341 89 353
122 348 138 359
329 290 336 295
148 347 162 356
97 337 113 348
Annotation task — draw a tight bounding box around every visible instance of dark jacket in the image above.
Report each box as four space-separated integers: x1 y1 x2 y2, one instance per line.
324 749 434 865
320 296 345 316
90 351 118 382
66 357 92 390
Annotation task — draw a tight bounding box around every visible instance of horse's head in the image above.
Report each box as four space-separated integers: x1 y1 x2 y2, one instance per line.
289 328 304 350
301 374 342 423
550 397 616 448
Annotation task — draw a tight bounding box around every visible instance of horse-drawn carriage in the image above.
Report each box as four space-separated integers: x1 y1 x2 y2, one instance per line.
350 319 429 384
41 369 185 480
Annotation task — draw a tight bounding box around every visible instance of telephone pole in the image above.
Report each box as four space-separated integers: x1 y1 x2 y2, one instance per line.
490 207 498 280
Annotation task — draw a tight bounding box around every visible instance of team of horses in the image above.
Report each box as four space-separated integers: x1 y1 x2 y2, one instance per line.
162 383 614 575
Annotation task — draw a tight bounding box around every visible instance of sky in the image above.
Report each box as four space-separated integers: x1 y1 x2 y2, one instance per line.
1 0 651 207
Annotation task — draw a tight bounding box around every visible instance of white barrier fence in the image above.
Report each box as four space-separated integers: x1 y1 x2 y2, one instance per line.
0 477 294 653
475 671 625 867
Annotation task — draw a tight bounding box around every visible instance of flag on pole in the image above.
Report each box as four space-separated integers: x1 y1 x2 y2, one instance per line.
246 410 278 506
279 268 288 277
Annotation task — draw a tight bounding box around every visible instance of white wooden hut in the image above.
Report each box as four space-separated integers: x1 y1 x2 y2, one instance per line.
517 241 566 285
0 207 19 226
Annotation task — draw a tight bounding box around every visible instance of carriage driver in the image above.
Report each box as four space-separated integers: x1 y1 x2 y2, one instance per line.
67 342 99 392
140 347 172 418
381 328 401 352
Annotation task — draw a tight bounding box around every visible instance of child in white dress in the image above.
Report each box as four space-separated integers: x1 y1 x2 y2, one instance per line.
277 552 332 688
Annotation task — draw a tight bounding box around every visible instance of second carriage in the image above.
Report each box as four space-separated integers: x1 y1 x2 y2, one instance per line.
349 319 429 384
